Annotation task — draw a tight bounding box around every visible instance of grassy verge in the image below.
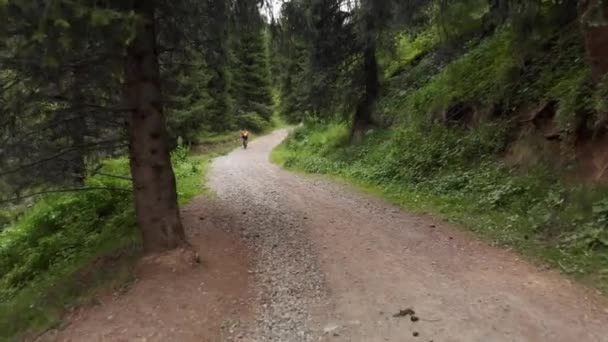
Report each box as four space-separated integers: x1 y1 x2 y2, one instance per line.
194 117 287 154
0 141 230 341
195 131 239 145
273 123 608 294
270 16 608 295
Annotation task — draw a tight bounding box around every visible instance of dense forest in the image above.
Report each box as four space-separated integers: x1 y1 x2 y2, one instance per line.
0 0 275 337
1 1 275 244
1 0 608 340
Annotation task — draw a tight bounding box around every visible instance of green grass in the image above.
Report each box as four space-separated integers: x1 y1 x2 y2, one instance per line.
195 115 286 149
0 141 230 341
273 123 608 294
270 113 289 130
272 17 608 295
195 131 238 145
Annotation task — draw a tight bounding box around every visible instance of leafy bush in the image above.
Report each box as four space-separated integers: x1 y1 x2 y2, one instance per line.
237 112 272 133
272 0 608 296
383 22 598 142
0 173 136 303
380 28 440 78
168 103 210 145
0 210 11 233
275 122 608 292
591 76 608 129
0 148 209 340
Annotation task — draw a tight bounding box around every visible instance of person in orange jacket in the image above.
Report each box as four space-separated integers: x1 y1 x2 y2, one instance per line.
240 128 249 149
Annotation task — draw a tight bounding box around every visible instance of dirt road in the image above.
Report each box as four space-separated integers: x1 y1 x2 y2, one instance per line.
48 129 608 342
209 129 608 342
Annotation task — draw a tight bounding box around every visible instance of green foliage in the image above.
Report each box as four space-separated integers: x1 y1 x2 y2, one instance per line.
270 0 360 124
563 197 608 249
549 66 592 131
276 123 608 292
433 0 487 41
390 29 515 124
160 0 274 143
273 1 608 296
0 1 277 337
0 190 134 301
592 76 608 129
281 122 509 186
0 166 136 339
230 4 274 127
509 32 597 143
271 0 608 296
272 1 608 292
195 131 239 145
237 112 273 133
380 20 602 145
171 143 190 165
0 214 9 232
0 146 214 340
380 28 439 78
164 55 215 144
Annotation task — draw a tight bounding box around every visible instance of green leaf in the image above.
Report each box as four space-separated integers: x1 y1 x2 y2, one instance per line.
53 18 70 29
124 24 137 46
31 31 47 43
75 5 88 18
90 9 114 26
44 56 59 69
59 36 71 49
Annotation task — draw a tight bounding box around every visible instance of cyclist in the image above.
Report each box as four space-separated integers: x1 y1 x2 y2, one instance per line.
240 128 249 148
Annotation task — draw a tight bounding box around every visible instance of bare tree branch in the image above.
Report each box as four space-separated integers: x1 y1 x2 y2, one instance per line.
0 187 132 205
0 140 124 176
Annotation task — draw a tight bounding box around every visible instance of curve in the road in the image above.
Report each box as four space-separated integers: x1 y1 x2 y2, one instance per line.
209 129 608 342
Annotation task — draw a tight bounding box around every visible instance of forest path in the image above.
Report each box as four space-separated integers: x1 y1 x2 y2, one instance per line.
44 129 608 342
208 129 608 342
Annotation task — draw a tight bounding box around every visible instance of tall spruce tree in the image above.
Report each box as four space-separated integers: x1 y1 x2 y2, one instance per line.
124 0 187 252
1 0 280 251
230 0 274 129
0 0 203 252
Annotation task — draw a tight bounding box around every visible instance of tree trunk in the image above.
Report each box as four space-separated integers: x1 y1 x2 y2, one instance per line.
579 0 608 80
352 10 379 142
68 76 86 184
482 0 510 35
67 113 86 184
125 0 186 253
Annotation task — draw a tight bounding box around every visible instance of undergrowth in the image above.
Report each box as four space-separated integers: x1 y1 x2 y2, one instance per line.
273 21 608 292
194 114 286 148
274 123 608 293
0 143 225 341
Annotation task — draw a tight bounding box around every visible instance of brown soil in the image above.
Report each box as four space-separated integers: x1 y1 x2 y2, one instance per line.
39 199 254 342
575 134 608 183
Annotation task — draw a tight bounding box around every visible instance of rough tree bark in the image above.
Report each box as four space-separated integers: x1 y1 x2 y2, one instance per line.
352 7 380 142
579 0 608 80
125 0 186 253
